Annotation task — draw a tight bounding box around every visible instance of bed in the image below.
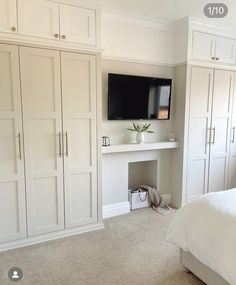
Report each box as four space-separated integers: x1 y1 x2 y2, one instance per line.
166 189 236 285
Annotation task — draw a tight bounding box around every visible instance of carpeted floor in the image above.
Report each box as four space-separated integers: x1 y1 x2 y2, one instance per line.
0 208 204 285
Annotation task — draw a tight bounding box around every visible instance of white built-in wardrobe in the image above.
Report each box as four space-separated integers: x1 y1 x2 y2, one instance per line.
0 43 101 249
187 67 235 201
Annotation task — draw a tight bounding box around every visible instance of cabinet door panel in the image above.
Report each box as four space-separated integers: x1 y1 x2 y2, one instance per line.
209 70 234 192
186 160 207 202
60 4 96 45
18 0 59 40
20 47 64 236
0 0 17 34
0 44 26 243
228 156 236 189
192 31 215 62
228 75 236 188
208 157 227 192
186 67 213 202
215 37 236 64
61 52 97 228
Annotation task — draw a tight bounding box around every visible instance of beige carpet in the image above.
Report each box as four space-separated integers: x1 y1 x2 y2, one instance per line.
0 208 204 285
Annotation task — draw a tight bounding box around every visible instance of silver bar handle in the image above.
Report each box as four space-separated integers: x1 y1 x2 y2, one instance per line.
207 128 211 144
212 127 216 145
17 133 22 160
64 132 69 157
232 126 236 143
58 132 62 157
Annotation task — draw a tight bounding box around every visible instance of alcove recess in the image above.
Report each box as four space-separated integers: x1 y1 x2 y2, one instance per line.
128 160 158 190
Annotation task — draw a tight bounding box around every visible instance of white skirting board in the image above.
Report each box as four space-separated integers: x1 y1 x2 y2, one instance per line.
0 223 104 253
103 202 130 219
103 193 172 219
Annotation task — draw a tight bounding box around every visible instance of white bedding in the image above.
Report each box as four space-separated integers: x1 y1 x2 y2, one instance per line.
166 189 236 285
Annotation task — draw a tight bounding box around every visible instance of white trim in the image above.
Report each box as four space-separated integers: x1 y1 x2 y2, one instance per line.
103 193 172 219
0 223 104 253
102 142 179 154
101 9 175 33
0 33 103 54
102 53 174 67
103 202 130 219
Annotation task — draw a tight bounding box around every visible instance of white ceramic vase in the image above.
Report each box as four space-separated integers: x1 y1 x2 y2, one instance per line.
136 132 144 144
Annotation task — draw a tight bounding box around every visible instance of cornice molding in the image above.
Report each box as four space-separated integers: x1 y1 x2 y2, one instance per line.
101 9 175 33
102 53 174 67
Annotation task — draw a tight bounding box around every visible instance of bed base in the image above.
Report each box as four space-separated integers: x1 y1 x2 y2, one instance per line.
181 249 230 285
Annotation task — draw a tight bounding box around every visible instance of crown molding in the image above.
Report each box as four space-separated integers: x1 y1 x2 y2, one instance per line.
101 9 175 33
102 53 174 67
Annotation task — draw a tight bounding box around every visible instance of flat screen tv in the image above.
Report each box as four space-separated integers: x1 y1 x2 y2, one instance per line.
108 73 172 120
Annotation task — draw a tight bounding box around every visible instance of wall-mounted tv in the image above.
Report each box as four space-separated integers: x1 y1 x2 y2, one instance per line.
108 73 172 120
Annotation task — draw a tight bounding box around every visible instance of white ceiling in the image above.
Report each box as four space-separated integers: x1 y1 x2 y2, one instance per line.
101 0 236 27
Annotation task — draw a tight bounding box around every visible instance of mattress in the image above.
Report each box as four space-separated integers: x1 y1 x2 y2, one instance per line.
166 189 236 285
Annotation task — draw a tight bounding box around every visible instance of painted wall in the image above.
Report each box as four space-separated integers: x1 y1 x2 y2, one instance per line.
102 59 174 144
101 11 175 65
101 11 177 209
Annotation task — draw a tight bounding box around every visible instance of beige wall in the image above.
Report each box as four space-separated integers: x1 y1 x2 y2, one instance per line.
102 58 175 144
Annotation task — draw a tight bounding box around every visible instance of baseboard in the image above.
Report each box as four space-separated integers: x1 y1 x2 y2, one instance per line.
103 193 172 219
0 223 104 253
103 202 130 219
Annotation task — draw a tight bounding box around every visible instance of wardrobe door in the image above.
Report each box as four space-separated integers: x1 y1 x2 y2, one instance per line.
20 47 64 236
0 0 17 34
18 0 59 40
0 44 27 243
228 73 236 188
61 52 97 228
208 70 234 193
59 4 96 45
186 67 213 202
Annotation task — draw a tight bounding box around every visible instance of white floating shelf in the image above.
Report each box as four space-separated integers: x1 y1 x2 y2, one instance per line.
102 141 179 154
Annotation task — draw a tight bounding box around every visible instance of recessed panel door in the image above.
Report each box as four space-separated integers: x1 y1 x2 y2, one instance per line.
208 70 234 193
20 47 64 236
186 67 213 202
215 37 236 65
192 32 215 62
18 0 59 40
0 0 17 34
228 73 236 189
61 52 97 228
0 44 27 243
59 4 96 45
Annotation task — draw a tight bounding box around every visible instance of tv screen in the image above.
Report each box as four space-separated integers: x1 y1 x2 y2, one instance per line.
108 73 172 120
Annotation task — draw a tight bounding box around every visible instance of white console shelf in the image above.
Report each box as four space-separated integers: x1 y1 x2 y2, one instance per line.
102 141 179 154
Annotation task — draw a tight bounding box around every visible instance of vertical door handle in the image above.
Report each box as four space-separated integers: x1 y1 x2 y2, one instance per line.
232 126 236 143
58 132 62 157
212 127 216 145
207 128 211 144
64 132 69 157
17 133 22 160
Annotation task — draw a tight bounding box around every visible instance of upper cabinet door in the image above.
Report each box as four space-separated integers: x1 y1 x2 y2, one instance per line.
0 0 17 34
59 4 96 45
18 0 60 40
215 36 236 64
191 31 215 62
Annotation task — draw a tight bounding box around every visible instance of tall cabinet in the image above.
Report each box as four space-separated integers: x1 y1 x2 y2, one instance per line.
186 67 234 202
0 43 101 251
0 44 27 243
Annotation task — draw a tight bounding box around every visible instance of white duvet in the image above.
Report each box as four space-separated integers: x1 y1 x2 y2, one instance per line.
166 189 236 285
